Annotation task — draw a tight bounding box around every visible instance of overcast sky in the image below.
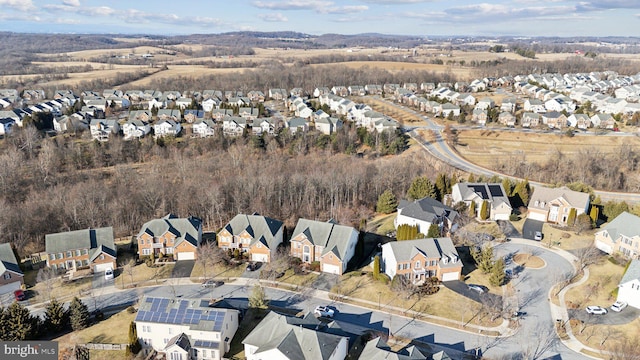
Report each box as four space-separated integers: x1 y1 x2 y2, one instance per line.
1 0 639 37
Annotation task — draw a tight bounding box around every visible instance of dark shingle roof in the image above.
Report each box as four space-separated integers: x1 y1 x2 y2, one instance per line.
45 227 116 261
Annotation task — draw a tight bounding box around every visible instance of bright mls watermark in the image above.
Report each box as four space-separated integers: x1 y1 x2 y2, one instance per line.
1 341 58 360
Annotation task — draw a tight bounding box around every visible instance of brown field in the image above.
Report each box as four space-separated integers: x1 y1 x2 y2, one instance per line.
312 61 476 78
454 129 640 168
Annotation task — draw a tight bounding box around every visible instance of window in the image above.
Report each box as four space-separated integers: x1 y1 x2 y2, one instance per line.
168 328 173 335
99 255 104 260
57 253 63 260
164 338 169 344
49 254 55 260
66 251 72 258
202 350 208 358
76 250 81 257
83 260 89 266
3 273 10 280
83 249 88 255
415 261 421 269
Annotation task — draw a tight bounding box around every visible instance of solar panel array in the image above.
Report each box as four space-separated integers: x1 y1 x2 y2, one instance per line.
470 185 488 199
488 184 504 197
135 297 225 330
194 340 220 349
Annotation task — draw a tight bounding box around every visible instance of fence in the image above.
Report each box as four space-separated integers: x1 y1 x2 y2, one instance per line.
78 343 128 351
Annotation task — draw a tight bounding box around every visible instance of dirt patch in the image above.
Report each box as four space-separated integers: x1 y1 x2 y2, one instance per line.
513 253 545 269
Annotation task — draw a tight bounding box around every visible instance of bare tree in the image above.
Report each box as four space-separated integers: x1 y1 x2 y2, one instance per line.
575 246 602 271
123 258 136 287
520 326 557 360
36 267 58 301
197 242 215 280
608 336 640 360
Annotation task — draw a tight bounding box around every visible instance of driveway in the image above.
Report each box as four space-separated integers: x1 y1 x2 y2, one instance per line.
171 260 195 278
443 280 502 307
522 218 544 240
568 306 640 325
496 220 520 238
92 271 114 289
312 273 339 292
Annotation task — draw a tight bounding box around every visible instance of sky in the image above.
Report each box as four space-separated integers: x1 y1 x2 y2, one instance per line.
1 0 639 37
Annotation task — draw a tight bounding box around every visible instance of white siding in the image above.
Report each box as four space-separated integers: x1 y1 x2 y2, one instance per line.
381 243 397 280
618 279 640 309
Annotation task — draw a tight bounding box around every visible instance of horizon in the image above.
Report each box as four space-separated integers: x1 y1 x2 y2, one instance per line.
2 0 640 38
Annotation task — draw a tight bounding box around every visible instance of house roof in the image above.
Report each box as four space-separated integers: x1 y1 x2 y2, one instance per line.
397 196 458 224
138 214 202 248
291 219 357 261
242 311 347 360
135 296 236 333
382 238 461 269
452 183 512 211
359 337 426 360
528 185 590 211
600 212 640 243
0 243 22 276
620 259 640 285
45 227 116 261
223 214 283 250
165 333 191 352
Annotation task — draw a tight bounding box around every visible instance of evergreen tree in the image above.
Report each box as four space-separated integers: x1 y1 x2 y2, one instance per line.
44 298 69 334
603 201 629 221
467 174 476 182
248 285 268 309
501 178 514 196
479 200 490 220
434 173 449 201
128 321 141 354
471 246 494 274
469 201 477 218
489 258 506 286
69 297 90 331
373 255 380 278
396 224 420 241
407 176 435 201
2 302 38 340
590 206 599 224
376 189 398 214
513 180 530 205
427 223 440 238
567 208 577 227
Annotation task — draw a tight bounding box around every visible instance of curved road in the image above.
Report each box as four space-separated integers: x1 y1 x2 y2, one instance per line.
383 99 640 203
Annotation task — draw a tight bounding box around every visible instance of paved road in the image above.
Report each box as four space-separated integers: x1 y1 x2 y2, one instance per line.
381 99 640 203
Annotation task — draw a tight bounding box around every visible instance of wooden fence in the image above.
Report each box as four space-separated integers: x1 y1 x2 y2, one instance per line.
78 343 128 351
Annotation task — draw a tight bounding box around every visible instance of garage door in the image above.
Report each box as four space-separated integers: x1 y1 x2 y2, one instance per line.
0 281 21 295
94 263 113 273
322 264 340 275
527 212 547 222
442 272 460 282
177 252 195 261
252 253 269 263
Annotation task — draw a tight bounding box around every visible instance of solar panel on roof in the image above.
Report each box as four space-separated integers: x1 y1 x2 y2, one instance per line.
488 185 504 197
470 185 488 199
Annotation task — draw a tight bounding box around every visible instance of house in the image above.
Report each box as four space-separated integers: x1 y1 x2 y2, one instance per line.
175 97 192 109
498 112 516 127
524 99 546 113
471 109 488 125
475 97 495 110
192 119 216 138
135 296 239 360
315 117 342 135
617 260 640 309
217 214 284 263
527 185 590 226
521 112 540 128
591 113 616 129
257 117 279 135
202 98 220 112
456 93 476 106
243 311 348 360
567 114 591 129
89 118 119 141
500 98 517 113
290 219 358 275
122 119 151 140
359 337 467 360
45 227 117 273
0 243 24 297
594 212 640 259
542 111 568 129
137 214 203 261
287 117 308 134
451 183 512 221
395 196 458 236
223 116 247 136
183 110 205 124
154 119 182 138
157 109 181 122
381 238 462 283
439 103 460 118
0 118 16 135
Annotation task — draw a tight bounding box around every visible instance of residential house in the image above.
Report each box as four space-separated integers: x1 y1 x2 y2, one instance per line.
257 117 279 135
500 98 517 113
0 118 16 135
527 185 590 226
45 227 116 273
217 214 284 263
211 109 233 121
129 110 152 122
521 112 540 128
223 116 247 137
157 109 181 122
175 97 192 110
381 238 462 283
123 119 151 140
591 113 616 129
183 110 205 124
147 96 165 111
439 103 460 118
154 119 181 138
243 311 348 360
451 183 512 221
135 296 239 360
394 196 459 236
594 212 640 259
287 117 308 134
192 119 216 138
471 109 488 125
617 260 640 309
524 99 546 113
498 112 516 127
542 111 568 129
247 90 265 102
0 243 24 297
456 93 476 106
475 97 495 110
137 214 203 261
290 219 358 275
268 88 287 101
567 114 591 129
202 98 220 112
315 117 343 135
359 337 468 360
239 107 259 121
374 118 399 133
313 87 331 98
89 118 119 141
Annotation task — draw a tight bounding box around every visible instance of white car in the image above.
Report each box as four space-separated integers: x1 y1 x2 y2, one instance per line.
104 268 114 280
314 305 335 318
610 301 628 312
534 231 543 241
585 305 607 315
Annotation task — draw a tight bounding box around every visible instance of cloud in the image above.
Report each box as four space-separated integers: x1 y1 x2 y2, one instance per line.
576 0 640 11
259 13 288 22
62 0 81 6
324 5 368 14
252 0 367 14
359 0 434 3
0 0 35 11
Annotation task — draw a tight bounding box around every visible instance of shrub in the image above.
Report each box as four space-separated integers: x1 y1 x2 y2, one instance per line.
509 214 519 221
310 261 320 272
126 306 137 314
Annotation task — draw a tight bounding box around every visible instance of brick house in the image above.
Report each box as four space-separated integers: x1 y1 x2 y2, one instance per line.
217 214 284 263
45 227 117 273
137 214 202 261
381 238 462 283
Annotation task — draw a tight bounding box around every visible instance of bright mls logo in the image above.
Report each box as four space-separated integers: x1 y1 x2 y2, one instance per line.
2 341 58 360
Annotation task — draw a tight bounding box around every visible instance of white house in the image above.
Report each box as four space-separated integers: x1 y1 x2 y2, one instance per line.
0 243 24 298
89 119 119 142
451 183 512 221
395 196 459 236
135 296 239 360
154 119 181 138
122 120 151 140
192 119 216 138
617 260 640 309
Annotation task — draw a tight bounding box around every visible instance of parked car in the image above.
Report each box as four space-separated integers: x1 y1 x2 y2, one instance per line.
104 268 114 280
314 305 335 318
201 279 224 288
534 231 543 241
467 284 487 293
246 262 262 271
14 289 25 302
610 301 628 312
586 306 607 315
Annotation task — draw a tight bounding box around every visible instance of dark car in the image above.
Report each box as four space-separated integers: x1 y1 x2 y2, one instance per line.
246 262 262 271
201 279 224 288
